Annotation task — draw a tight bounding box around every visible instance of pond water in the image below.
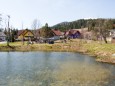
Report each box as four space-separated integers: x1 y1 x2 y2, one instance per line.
0 52 115 86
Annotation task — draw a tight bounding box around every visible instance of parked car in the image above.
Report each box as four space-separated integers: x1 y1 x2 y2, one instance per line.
48 36 60 41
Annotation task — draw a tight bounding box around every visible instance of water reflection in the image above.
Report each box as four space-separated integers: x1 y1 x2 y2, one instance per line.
0 52 115 86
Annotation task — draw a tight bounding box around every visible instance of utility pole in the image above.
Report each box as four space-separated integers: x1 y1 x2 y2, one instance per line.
7 15 10 46
22 22 24 45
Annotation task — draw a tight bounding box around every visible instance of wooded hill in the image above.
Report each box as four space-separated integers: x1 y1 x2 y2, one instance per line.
51 19 115 31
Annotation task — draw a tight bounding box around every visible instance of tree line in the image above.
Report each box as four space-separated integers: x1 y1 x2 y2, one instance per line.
51 19 115 31
4 28 18 42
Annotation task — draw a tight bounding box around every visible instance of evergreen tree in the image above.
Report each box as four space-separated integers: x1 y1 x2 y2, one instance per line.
40 23 54 38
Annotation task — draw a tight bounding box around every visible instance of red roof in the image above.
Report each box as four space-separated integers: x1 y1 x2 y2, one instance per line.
52 29 62 36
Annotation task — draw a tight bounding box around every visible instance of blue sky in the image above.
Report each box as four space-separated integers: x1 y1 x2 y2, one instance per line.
0 0 115 29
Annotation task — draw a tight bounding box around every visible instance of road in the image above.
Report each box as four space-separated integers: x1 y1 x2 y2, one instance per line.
0 41 7 44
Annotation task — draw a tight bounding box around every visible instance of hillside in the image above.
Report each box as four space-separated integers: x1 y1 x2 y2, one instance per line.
51 19 115 31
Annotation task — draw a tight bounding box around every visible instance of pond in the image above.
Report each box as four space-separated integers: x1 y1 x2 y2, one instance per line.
0 52 115 86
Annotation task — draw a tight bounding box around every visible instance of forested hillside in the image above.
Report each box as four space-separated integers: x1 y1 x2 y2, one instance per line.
51 19 115 31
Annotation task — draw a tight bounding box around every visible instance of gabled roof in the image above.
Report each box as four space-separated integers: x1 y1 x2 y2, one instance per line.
18 29 34 36
52 29 63 36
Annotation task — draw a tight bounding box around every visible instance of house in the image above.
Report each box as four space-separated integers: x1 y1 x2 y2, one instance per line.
0 32 6 41
109 29 115 43
51 29 64 39
52 29 63 37
107 24 115 43
64 29 81 39
17 29 34 41
42 29 64 42
64 28 97 40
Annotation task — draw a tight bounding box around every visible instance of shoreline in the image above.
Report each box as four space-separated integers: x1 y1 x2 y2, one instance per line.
0 39 115 64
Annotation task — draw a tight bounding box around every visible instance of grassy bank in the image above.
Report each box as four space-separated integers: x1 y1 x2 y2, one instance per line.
0 39 115 64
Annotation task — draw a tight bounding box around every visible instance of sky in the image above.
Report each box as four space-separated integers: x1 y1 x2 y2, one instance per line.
0 0 115 29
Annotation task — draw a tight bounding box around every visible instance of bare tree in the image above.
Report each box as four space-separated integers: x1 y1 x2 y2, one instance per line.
100 19 113 43
93 19 113 43
31 19 40 40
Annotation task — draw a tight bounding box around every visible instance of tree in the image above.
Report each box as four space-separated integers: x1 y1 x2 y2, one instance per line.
10 29 18 42
31 19 40 39
32 19 40 29
91 19 113 43
40 23 53 38
4 28 7 34
10 29 15 42
100 19 113 43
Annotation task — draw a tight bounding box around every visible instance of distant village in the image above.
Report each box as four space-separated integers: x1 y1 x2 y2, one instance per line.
0 27 115 44
0 19 115 44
